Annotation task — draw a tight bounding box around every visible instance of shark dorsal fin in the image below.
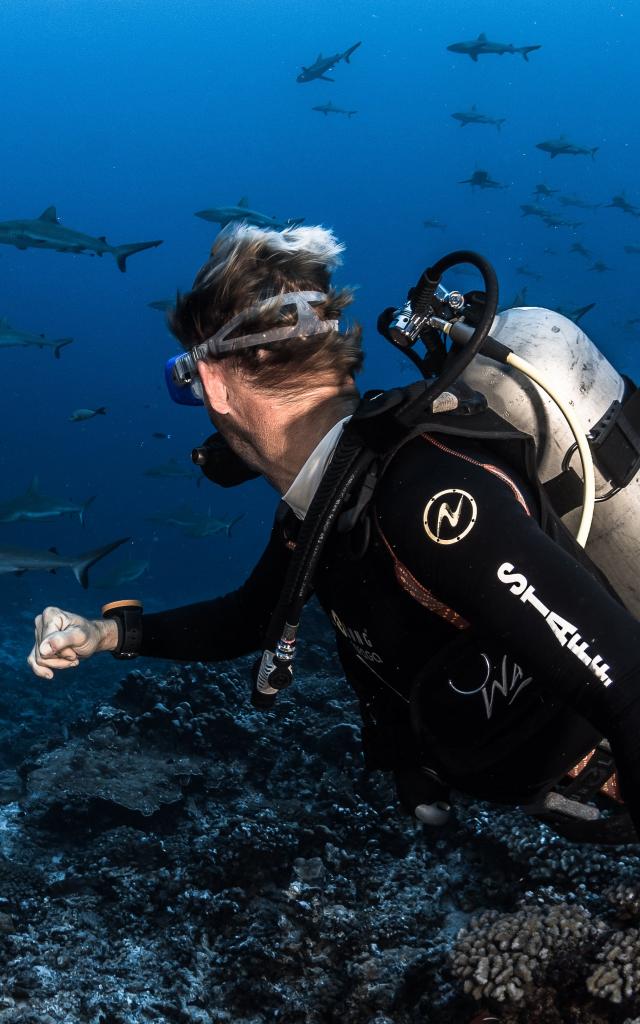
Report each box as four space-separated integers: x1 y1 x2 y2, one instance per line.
477 33 487 41
38 206 58 223
237 197 249 208
98 235 107 243
27 476 39 494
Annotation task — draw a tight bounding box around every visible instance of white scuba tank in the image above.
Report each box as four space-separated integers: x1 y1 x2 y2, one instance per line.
461 306 640 617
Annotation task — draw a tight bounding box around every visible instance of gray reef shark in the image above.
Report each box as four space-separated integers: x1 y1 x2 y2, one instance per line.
624 244 640 254
312 101 357 117
195 197 304 231
144 458 201 483
536 137 598 159
447 33 541 62
558 194 601 210
297 42 361 82
148 299 175 312
607 194 640 217
0 536 129 588
0 318 73 358
0 206 162 271
554 302 596 323
533 183 559 199
516 266 543 281
451 106 506 131
459 169 507 190
423 219 447 231
0 478 95 526
93 558 150 588
148 504 242 537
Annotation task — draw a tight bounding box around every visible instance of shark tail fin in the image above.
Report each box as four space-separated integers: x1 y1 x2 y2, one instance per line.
113 239 163 273
343 41 361 63
226 514 245 538
348 111 357 118
520 45 541 61
79 495 96 527
53 338 74 359
497 119 506 132
591 147 599 160
72 536 129 589
96 407 108 415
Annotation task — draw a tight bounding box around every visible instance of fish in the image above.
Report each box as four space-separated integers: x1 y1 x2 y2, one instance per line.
0 478 95 526
499 285 528 312
148 504 242 537
297 41 361 83
70 407 107 421
152 432 171 439
555 302 596 323
607 194 640 217
0 536 129 588
451 106 506 131
624 244 640 254
0 206 162 271
144 458 200 482
516 266 543 281
195 197 304 231
520 204 548 218
533 183 559 199
569 242 593 259
535 137 598 160
558 194 601 210
541 213 582 229
589 261 611 273
0 318 73 358
423 219 447 231
447 33 541 62
312 101 357 117
148 299 175 312
458 170 507 190
93 558 150 588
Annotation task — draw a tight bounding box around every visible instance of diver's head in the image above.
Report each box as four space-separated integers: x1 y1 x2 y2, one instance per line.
169 224 363 411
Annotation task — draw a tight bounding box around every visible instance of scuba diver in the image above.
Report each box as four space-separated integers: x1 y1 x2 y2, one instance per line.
28 223 640 845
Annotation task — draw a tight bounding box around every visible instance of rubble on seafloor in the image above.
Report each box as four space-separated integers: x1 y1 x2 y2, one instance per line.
0 621 639 1022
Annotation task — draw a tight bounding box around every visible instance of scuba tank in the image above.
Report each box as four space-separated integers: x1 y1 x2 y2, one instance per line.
461 306 640 617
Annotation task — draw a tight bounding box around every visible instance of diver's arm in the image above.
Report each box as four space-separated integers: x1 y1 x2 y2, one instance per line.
376 435 640 834
139 519 292 662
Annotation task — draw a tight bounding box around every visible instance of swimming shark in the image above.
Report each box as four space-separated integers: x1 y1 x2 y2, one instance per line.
536 137 598 160
0 536 129 588
195 197 304 231
607 194 640 217
93 558 150 588
554 302 596 323
144 458 201 483
148 504 242 537
533 184 559 199
558 194 601 210
516 266 543 281
0 206 162 271
459 169 507 190
447 33 541 62
0 478 95 526
0 318 73 358
569 242 593 259
423 219 447 231
624 244 640 254
148 299 175 311
451 106 506 131
312 101 357 118
297 42 361 83
520 204 548 219
542 213 583 229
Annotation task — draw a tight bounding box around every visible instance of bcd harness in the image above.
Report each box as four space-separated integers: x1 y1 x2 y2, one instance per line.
253 378 638 844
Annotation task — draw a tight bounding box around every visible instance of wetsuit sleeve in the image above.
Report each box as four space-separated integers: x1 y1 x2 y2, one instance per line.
376 434 640 834
139 520 292 662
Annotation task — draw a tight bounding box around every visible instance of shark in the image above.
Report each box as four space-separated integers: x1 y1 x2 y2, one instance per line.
93 558 150 589
297 42 361 83
144 458 201 483
0 206 162 271
520 204 548 219
569 242 593 259
607 194 640 217
312 101 357 118
195 197 304 231
451 106 506 131
554 302 596 323
542 213 583 229
516 266 543 281
0 478 95 526
533 183 559 199
536 137 598 160
624 244 640 255
148 299 175 312
148 504 243 537
459 169 507 190
0 536 129 588
423 219 447 231
447 33 541 62
0 318 73 358
558 194 601 210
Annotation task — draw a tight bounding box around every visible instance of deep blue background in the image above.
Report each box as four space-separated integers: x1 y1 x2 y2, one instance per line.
1 0 638 635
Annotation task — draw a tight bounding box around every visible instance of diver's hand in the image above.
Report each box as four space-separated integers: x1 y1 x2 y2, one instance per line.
27 606 118 679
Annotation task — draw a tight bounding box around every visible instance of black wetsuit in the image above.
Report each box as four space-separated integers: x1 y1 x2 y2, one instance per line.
140 431 640 833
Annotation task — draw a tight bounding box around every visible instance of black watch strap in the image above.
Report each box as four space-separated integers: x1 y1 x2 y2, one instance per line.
101 600 143 660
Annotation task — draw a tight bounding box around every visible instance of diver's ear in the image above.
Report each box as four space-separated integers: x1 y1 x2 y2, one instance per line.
197 359 231 415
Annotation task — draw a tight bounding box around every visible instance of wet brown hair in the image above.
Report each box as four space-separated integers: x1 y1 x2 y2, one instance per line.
169 224 363 400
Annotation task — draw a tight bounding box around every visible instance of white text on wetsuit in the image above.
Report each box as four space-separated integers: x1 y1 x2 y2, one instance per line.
497 562 612 685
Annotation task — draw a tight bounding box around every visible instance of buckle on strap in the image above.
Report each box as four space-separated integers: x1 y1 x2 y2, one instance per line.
589 379 640 488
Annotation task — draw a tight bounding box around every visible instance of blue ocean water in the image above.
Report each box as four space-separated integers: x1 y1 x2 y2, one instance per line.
1 0 638 702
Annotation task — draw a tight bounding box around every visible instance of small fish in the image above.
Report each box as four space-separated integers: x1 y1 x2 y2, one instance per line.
423 219 447 231
447 32 540 62
536 136 598 160
70 407 107 422
458 169 507 190
152 432 171 439
312 101 357 117
451 105 505 131
0 536 129 588
297 41 361 83
0 477 95 526
0 205 162 271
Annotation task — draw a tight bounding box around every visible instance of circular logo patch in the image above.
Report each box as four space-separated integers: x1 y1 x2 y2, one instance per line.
423 488 477 545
